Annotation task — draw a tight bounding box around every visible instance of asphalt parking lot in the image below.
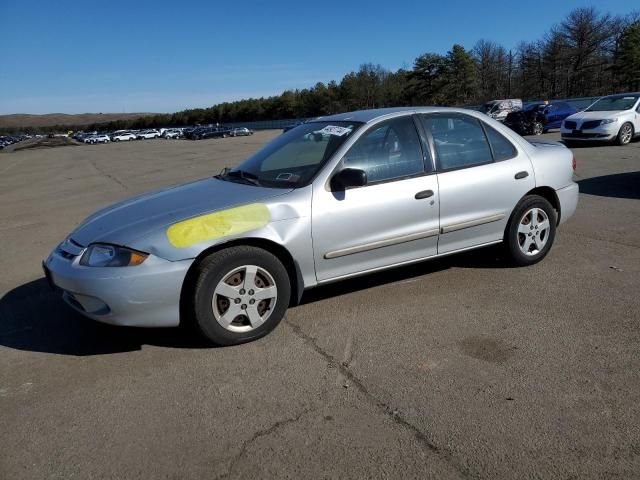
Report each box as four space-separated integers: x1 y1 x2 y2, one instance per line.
1 131 639 479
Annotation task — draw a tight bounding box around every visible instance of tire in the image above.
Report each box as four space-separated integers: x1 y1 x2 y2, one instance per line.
616 122 634 146
115 138 120 142
189 246 291 346
504 195 557 266
532 122 543 135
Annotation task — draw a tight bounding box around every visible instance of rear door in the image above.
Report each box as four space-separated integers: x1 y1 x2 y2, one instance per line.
420 113 535 254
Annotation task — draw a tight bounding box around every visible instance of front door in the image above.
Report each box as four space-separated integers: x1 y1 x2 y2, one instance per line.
312 116 440 282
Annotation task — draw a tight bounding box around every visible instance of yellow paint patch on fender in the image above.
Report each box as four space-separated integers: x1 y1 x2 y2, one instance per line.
166 203 270 248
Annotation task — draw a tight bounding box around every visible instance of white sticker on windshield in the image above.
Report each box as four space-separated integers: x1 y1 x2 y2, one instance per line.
315 125 352 136
623 97 636 100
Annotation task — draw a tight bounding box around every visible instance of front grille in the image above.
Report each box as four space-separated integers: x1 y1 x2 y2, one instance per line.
562 132 609 139
58 237 85 257
56 248 76 260
581 120 602 129
564 120 577 129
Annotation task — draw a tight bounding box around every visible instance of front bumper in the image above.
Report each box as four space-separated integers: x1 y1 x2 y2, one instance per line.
43 244 193 327
560 123 618 141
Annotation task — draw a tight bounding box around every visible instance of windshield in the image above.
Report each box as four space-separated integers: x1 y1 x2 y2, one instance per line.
586 95 639 112
224 121 362 188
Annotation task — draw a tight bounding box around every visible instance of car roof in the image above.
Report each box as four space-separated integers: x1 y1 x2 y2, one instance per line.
604 92 640 96
313 106 481 124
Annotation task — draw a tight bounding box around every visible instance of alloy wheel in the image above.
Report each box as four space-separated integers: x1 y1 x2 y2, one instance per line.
211 265 278 332
533 122 543 135
517 207 550 256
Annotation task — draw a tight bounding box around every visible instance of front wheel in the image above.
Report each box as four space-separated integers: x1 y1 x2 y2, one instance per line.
532 122 544 135
616 122 634 146
504 195 557 266
189 246 291 346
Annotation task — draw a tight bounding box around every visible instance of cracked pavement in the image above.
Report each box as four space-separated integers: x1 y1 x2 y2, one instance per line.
1 132 639 478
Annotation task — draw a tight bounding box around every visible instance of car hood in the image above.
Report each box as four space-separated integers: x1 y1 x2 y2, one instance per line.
70 177 292 247
566 110 625 121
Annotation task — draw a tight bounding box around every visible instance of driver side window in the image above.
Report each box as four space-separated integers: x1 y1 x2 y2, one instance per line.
342 116 425 184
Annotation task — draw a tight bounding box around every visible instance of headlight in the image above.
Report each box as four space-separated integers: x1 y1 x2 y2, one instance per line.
80 244 148 267
601 118 618 125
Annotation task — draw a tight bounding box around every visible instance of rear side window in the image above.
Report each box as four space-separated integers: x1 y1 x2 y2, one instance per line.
483 125 517 161
342 116 425 183
422 115 492 171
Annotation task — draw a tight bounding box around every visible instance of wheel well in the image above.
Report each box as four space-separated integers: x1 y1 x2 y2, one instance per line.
179 238 303 325
526 186 561 224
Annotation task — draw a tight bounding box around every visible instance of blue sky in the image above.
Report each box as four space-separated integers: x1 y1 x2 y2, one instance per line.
0 0 635 114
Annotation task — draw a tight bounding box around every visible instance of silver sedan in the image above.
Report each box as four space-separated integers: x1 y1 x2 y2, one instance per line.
44 107 579 345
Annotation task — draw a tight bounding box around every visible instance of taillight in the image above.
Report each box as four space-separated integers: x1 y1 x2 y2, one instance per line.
572 155 576 171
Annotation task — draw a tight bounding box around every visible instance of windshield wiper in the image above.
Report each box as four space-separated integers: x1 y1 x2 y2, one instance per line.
220 168 262 186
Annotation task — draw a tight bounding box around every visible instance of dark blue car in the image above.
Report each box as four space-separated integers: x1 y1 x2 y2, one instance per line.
505 102 577 135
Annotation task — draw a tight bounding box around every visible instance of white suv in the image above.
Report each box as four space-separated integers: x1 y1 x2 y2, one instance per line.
561 93 640 146
136 129 161 140
86 134 110 144
162 129 182 139
112 132 137 141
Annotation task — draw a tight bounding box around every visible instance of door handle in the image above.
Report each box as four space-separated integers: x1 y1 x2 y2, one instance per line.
515 171 529 180
415 190 434 199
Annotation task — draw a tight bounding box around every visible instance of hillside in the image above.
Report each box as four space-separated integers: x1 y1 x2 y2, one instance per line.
0 112 157 129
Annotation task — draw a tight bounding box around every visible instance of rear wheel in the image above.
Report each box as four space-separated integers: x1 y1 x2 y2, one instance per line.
616 122 634 146
189 246 291 346
505 195 556 266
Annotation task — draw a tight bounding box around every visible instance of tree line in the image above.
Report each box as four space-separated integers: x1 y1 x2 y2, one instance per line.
6 7 640 134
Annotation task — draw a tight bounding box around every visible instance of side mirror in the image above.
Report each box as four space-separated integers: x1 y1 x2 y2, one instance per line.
331 168 367 190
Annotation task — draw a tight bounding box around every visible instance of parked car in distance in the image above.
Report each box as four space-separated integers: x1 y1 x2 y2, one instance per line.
44 106 578 346
162 129 182 139
480 99 523 122
505 102 577 135
185 126 231 140
230 127 253 137
73 132 96 142
136 129 161 140
85 134 110 144
112 132 137 141
561 93 640 146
